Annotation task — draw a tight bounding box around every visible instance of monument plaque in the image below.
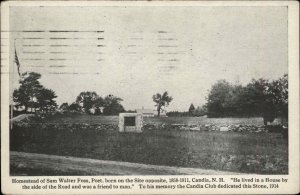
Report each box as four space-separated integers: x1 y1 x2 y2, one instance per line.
119 113 143 133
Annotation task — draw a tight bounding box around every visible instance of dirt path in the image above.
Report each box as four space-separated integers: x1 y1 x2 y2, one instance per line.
11 151 243 175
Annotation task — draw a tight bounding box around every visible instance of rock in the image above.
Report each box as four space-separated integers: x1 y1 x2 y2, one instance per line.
256 127 265 132
171 124 185 127
228 125 235 131
190 126 200 131
180 126 189 130
210 125 220 131
199 125 209 131
172 124 186 130
220 126 229 131
247 159 260 166
238 127 245 132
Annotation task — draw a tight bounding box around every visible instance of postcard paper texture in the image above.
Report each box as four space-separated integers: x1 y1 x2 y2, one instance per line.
1 1 299 194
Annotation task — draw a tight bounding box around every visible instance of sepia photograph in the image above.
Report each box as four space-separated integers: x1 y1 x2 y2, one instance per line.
1 1 294 179
5 3 290 177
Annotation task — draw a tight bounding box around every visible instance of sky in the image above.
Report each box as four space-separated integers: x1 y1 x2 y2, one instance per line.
6 6 288 111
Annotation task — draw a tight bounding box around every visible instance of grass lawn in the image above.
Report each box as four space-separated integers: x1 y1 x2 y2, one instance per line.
10 114 288 174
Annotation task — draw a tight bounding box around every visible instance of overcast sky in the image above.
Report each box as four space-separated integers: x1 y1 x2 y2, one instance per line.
8 6 288 111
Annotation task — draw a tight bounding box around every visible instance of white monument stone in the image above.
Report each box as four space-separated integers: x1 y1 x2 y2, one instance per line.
119 113 143 133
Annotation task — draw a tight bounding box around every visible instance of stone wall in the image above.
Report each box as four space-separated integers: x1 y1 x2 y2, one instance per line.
142 123 287 134
12 119 286 134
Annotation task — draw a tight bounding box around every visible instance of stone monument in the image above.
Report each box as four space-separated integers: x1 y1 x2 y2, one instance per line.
119 113 143 133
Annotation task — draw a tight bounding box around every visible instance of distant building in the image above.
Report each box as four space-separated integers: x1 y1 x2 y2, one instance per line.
156 110 167 117
136 107 168 117
136 108 155 117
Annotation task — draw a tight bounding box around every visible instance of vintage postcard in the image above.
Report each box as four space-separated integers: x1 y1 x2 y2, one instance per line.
1 0 299 194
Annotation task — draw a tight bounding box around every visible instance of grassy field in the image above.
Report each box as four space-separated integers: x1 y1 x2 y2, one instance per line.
10 113 288 175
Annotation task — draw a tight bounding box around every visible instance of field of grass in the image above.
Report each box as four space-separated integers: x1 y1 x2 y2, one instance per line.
10 113 288 175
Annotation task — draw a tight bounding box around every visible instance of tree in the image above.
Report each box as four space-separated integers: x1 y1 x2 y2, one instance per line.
206 80 233 117
243 78 278 125
74 92 124 115
94 96 105 109
205 75 288 125
13 88 30 111
76 91 100 114
194 105 208 116
152 91 173 116
13 72 42 112
36 88 58 112
266 74 288 123
13 72 57 112
188 104 195 116
102 94 125 115
68 102 81 112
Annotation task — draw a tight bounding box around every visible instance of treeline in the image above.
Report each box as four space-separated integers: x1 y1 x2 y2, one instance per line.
12 71 288 122
168 74 288 125
12 72 125 116
167 104 207 117
206 74 288 124
60 92 125 115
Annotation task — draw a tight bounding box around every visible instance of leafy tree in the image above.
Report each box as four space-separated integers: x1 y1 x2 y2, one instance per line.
93 96 105 115
13 72 42 112
152 91 173 117
13 72 57 113
94 96 105 109
194 105 208 116
102 94 125 115
206 80 233 117
68 102 81 112
268 74 288 119
247 79 269 115
206 75 288 125
36 88 57 112
94 107 102 115
13 88 30 111
74 92 124 115
76 91 100 114
264 74 288 124
188 104 195 116
222 84 245 116
243 79 278 125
